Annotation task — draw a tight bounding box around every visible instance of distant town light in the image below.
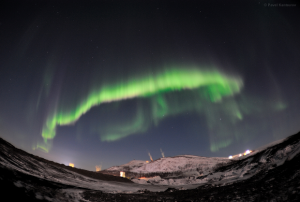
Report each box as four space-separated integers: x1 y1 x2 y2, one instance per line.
243 150 252 155
120 171 125 178
69 163 74 167
229 150 252 159
95 165 101 171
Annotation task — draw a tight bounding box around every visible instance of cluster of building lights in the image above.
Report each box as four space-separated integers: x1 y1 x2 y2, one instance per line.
228 150 252 159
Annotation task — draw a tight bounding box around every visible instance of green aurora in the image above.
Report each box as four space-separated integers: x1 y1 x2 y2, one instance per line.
39 67 243 152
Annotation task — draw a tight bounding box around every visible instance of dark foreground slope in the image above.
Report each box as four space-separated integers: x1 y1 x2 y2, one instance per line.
0 163 82 202
0 137 131 201
1 132 300 201
0 138 131 183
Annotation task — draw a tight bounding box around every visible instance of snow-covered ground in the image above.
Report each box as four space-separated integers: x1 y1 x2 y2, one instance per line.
104 155 232 186
103 133 300 186
0 139 200 194
107 155 229 173
130 133 300 186
1 131 300 200
1 133 300 201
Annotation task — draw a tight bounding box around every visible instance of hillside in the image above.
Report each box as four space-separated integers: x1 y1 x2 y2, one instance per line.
105 155 229 173
0 137 132 184
103 131 300 187
1 131 300 201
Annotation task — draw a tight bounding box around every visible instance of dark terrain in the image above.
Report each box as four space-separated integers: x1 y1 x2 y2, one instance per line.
1 132 300 201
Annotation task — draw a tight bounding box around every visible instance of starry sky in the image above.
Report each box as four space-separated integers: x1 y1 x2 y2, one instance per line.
0 0 299 171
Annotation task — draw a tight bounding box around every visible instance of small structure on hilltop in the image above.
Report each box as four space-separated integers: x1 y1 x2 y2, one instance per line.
148 152 153 162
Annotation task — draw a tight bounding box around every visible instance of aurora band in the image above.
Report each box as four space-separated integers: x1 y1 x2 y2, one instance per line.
41 67 243 145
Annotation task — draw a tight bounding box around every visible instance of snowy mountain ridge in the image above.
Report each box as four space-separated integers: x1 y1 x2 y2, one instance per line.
106 155 229 173
131 132 300 186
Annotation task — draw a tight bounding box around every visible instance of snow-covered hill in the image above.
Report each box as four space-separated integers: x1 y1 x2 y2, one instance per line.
106 160 147 172
106 155 229 173
130 132 300 186
207 131 300 184
101 133 300 186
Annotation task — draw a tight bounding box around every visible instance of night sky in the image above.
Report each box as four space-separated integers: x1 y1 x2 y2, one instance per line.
0 0 299 171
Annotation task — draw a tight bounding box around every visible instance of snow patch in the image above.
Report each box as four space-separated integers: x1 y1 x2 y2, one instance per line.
13 181 23 187
35 192 43 200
